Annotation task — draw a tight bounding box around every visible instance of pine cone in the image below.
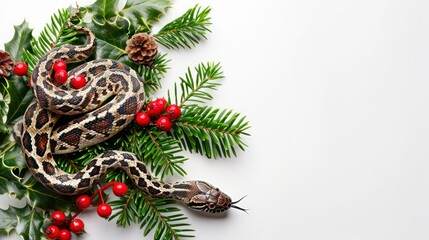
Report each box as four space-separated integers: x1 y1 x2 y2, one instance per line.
0 50 14 78
125 33 158 66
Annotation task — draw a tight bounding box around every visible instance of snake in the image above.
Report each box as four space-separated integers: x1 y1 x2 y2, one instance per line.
13 12 245 214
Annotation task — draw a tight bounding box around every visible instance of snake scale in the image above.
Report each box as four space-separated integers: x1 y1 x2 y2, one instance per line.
13 13 244 213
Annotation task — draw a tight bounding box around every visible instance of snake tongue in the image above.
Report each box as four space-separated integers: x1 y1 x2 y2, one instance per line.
230 195 248 213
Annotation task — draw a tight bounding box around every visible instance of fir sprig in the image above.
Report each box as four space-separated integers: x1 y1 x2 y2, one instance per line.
139 53 170 95
30 9 77 59
172 106 250 158
168 62 223 107
119 126 188 179
110 190 194 240
156 5 211 49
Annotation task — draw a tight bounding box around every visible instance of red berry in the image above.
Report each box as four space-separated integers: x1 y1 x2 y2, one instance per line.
113 182 128 196
166 104 181 120
51 210 67 226
46 225 60 239
146 101 163 117
59 229 72 240
76 195 91 209
156 116 173 132
54 69 68 84
156 98 168 111
97 203 112 218
53 60 67 72
71 75 86 89
135 112 151 127
13 62 28 76
69 218 85 233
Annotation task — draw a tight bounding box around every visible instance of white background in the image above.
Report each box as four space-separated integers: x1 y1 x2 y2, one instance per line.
1 0 429 239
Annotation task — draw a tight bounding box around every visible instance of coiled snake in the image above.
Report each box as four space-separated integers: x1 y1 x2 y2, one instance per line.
13 13 244 213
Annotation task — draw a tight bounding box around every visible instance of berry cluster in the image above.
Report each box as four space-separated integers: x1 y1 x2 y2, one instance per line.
45 182 128 240
12 60 87 89
53 60 86 89
136 98 182 132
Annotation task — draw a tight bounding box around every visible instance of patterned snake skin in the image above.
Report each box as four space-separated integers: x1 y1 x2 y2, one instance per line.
13 12 242 213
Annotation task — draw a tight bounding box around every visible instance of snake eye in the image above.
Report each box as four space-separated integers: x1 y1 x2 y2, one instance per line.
208 203 216 209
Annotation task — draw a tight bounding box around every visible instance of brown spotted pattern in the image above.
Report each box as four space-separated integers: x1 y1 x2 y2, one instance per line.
15 12 233 213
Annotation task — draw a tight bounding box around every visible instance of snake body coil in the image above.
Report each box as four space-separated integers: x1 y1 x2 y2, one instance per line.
14 15 242 213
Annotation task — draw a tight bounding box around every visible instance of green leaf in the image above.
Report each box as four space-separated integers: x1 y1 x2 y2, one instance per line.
82 0 172 61
85 0 121 22
2 20 34 126
4 21 33 61
156 5 211 50
119 0 172 32
0 90 10 141
4 77 33 125
0 143 24 196
0 205 18 236
82 3 130 61
0 204 48 240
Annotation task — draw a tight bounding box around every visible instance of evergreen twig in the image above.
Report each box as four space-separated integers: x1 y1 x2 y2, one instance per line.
155 5 211 50
30 9 77 59
168 62 223 107
140 53 170 95
171 106 250 158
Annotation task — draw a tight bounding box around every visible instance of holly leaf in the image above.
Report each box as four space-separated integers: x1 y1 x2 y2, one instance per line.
0 205 18 236
4 77 33 125
2 20 34 125
119 0 172 31
85 0 121 22
81 0 172 61
0 90 10 142
0 141 74 210
4 21 33 62
20 177 75 211
0 204 48 240
0 143 25 196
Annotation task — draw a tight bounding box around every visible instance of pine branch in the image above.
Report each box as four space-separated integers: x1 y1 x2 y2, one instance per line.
121 126 188 179
30 9 78 59
140 53 170 96
110 188 138 227
21 9 78 76
109 189 194 239
171 106 250 158
155 5 211 50
168 62 223 107
136 191 194 240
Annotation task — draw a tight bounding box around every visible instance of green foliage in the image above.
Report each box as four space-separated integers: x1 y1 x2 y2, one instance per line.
31 9 76 59
120 0 172 32
0 204 49 240
168 62 223 107
156 5 212 50
4 21 33 62
0 143 74 210
172 106 250 158
3 21 33 126
140 52 170 95
110 190 194 239
0 1 250 240
0 91 10 141
81 0 171 61
119 126 188 179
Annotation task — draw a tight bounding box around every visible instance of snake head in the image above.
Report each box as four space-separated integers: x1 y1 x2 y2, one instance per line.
186 181 232 213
